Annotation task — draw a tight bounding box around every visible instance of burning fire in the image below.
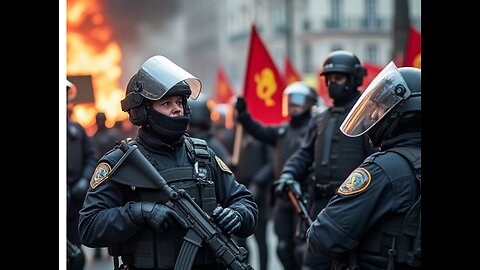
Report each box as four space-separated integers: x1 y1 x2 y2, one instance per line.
67 0 127 133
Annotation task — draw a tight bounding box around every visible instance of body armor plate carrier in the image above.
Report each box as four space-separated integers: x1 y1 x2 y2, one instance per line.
109 137 219 269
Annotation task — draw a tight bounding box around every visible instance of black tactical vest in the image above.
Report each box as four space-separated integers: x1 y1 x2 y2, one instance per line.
311 107 369 199
349 147 421 270
109 137 219 269
273 122 310 179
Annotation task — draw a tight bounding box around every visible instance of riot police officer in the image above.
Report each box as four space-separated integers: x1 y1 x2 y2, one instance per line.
66 80 97 270
306 63 421 270
78 55 258 270
235 81 318 270
187 97 231 163
274 50 377 269
92 112 121 158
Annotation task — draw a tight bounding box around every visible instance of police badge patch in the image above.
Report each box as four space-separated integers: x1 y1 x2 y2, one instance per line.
215 156 233 175
337 167 371 195
90 162 112 189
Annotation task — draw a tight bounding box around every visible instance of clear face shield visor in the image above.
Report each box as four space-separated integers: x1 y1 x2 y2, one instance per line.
140 55 202 100
281 82 316 116
340 61 412 137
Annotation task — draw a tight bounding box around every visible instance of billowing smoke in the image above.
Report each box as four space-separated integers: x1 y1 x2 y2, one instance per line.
102 0 183 87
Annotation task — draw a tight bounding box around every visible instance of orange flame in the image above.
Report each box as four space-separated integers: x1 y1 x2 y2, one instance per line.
67 0 127 134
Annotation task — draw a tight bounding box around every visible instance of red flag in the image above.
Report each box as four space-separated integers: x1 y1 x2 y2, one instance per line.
243 25 287 125
284 55 302 85
359 62 384 92
215 65 235 104
403 26 421 68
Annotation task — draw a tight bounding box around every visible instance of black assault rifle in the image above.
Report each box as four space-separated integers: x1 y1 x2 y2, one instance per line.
110 141 252 270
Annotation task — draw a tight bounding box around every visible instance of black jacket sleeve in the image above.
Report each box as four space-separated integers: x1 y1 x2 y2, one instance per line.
237 111 279 147
210 149 259 238
78 151 143 247
280 115 317 182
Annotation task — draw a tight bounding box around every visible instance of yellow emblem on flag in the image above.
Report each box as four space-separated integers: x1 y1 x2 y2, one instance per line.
255 68 277 106
337 167 371 195
215 156 233 175
90 162 111 189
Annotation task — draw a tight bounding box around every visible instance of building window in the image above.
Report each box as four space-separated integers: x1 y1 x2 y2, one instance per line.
366 45 378 64
331 0 343 27
303 44 312 73
274 0 287 33
365 0 378 28
303 19 311 31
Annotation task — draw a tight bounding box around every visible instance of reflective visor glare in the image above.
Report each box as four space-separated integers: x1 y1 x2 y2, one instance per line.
288 94 307 106
340 61 410 137
142 56 202 100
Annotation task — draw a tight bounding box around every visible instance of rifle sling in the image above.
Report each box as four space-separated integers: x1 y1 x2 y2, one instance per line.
174 229 204 270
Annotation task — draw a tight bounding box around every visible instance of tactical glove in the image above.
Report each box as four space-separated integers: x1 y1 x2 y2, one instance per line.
273 173 302 199
212 206 243 235
130 202 186 233
234 97 247 114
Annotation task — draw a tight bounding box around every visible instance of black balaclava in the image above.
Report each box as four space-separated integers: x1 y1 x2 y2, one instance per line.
367 112 420 148
143 81 192 144
290 109 311 128
145 106 190 144
328 75 360 106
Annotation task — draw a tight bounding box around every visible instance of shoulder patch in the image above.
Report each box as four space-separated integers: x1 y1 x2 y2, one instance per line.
215 156 233 175
337 167 371 196
90 162 112 189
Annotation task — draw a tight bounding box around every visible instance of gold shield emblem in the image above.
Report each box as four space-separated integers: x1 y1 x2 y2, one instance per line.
90 162 112 189
337 167 371 196
215 156 233 175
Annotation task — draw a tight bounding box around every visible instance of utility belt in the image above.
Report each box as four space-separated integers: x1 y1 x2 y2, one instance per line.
308 176 339 200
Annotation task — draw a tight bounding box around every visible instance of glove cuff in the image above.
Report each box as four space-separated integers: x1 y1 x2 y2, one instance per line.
129 202 155 226
237 111 250 124
127 202 145 226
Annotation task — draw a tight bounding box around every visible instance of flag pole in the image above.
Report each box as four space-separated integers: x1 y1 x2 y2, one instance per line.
231 123 243 166
231 23 257 166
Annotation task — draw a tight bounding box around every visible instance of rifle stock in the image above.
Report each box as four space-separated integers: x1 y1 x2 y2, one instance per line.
287 189 312 226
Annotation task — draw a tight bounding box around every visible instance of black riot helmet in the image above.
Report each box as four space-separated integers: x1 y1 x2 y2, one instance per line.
120 55 202 126
282 81 318 117
340 62 421 147
188 97 212 130
320 51 367 104
320 50 367 87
